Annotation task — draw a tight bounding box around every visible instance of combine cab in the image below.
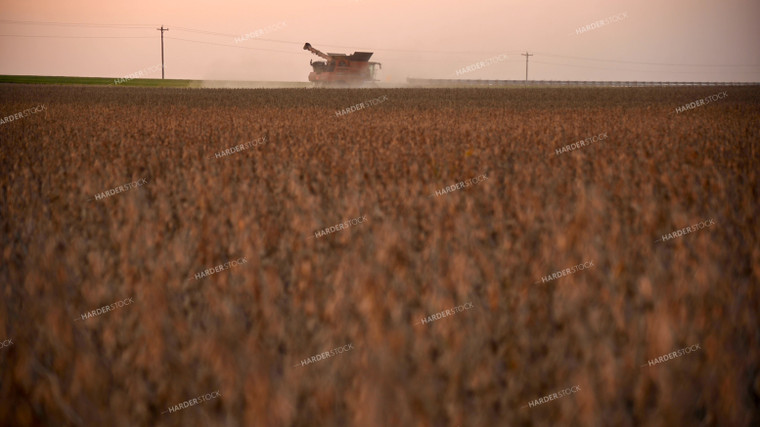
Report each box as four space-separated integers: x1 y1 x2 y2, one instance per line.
303 42 381 87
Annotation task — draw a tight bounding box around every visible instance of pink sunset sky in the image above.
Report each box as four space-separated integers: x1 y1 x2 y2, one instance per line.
1 0 758 82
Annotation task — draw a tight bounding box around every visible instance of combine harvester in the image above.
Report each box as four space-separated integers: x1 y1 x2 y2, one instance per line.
303 42 381 87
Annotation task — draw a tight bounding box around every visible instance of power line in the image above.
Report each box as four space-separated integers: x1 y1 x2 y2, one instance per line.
171 26 240 38
171 25 513 54
0 34 154 39
3 19 505 54
0 19 155 29
173 26 513 55
165 37 302 55
531 59 760 74
168 37 522 62
534 52 760 68
2 18 759 69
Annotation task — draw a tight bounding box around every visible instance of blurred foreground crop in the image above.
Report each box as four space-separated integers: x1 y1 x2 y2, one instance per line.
1 84 759 426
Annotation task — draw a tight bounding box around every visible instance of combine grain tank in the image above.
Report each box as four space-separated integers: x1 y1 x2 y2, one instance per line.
303 42 381 86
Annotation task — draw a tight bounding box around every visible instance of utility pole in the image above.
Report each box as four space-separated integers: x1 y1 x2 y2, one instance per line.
522 51 533 83
157 25 169 79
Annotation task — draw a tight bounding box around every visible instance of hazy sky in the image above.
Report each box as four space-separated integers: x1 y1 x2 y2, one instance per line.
1 0 759 82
